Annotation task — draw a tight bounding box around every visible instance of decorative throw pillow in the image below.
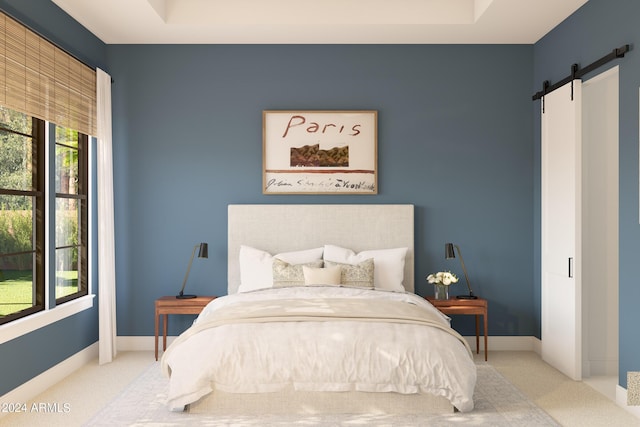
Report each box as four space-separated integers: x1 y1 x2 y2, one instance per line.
325 259 375 288
238 245 324 292
302 265 342 286
272 258 324 287
323 245 408 292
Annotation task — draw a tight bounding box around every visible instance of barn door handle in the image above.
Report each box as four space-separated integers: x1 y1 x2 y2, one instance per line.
568 257 573 278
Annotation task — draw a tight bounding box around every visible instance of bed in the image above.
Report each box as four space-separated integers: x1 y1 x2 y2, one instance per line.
160 204 477 415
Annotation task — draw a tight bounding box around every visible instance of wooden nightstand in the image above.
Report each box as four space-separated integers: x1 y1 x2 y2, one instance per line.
155 295 216 360
426 296 488 361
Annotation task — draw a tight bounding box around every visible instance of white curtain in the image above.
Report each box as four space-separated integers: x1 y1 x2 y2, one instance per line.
97 68 117 364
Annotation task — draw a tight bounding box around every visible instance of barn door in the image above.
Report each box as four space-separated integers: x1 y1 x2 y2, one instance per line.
541 80 582 381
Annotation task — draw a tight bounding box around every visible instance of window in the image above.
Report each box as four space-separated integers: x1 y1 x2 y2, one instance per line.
0 11 96 328
0 106 45 324
0 107 89 325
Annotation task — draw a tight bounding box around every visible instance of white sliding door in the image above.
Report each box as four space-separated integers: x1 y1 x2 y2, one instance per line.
541 80 582 381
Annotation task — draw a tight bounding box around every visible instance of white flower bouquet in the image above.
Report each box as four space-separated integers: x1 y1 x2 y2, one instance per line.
426 271 459 286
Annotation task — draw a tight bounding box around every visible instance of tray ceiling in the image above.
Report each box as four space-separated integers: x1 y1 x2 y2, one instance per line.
51 0 588 44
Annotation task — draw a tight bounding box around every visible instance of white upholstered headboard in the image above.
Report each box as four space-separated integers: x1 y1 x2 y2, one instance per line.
227 204 414 294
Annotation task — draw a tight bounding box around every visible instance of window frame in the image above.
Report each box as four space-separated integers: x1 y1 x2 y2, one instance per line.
54 129 88 305
0 111 93 331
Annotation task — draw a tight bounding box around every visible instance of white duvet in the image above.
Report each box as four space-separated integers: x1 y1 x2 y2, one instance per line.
161 286 477 412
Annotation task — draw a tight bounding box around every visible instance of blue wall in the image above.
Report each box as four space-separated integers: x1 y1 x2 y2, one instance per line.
0 0 106 396
533 0 640 390
107 44 535 337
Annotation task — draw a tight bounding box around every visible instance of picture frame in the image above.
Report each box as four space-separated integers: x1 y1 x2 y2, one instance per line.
263 110 378 194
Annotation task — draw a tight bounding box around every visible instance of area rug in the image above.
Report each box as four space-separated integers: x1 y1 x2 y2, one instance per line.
84 362 560 426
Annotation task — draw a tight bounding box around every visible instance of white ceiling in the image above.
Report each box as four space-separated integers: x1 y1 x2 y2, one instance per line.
51 0 588 44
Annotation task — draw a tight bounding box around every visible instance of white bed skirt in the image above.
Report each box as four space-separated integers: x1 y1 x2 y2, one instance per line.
186 388 454 415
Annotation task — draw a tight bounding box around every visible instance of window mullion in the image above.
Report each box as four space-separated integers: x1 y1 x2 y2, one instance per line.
33 117 46 311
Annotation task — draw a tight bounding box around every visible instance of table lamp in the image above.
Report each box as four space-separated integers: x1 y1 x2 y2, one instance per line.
445 242 477 299
177 242 208 299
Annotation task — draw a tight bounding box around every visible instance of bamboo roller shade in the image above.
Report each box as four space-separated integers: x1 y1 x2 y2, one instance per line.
0 12 96 136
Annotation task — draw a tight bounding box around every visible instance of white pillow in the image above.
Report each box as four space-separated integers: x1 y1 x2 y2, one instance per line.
303 265 342 286
238 245 324 292
323 244 408 292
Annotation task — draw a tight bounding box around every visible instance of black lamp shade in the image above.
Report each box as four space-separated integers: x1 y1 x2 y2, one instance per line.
198 242 208 259
445 243 455 259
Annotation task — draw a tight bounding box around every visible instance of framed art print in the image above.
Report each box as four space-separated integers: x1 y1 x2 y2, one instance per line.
263 110 377 194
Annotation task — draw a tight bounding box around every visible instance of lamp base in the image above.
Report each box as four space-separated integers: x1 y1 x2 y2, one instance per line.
456 294 478 300
176 294 197 299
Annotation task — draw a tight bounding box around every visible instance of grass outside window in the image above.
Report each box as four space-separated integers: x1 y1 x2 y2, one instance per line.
0 270 78 316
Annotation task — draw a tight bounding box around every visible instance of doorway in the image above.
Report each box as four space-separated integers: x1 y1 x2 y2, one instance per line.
581 66 619 394
540 66 619 389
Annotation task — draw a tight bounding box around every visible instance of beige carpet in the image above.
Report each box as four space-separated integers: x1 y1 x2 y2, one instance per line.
488 352 640 427
2 351 639 426
82 361 559 426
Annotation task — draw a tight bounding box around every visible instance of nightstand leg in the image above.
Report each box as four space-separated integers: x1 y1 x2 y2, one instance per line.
154 309 159 361
484 312 488 361
163 314 168 351
475 314 480 354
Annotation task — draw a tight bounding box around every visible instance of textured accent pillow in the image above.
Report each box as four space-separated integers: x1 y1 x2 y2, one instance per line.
272 258 324 287
238 245 324 292
323 245 408 292
325 259 375 288
303 265 342 286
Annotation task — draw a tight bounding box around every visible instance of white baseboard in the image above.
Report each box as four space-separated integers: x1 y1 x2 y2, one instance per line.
0 342 98 419
617 385 640 419
461 335 541 353
532 336 542 355
583 359 619 377
117 335 177 352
